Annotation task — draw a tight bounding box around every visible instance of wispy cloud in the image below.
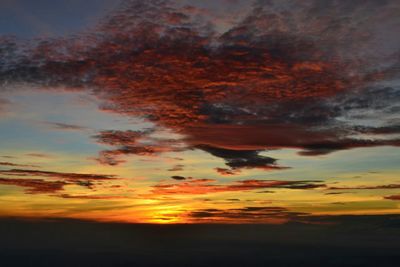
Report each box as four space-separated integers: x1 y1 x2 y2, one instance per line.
0 177 66 194
0 169 116 181
0 162 39 168
43 121 89 131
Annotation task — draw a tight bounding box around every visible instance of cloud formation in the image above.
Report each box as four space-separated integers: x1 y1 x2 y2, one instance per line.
0 178 66 194
197 145 287 170
0 0 399 172
149 178 325 196
44 121 89 131
171 175 186 180
0 168 119 195
186 206 307 223
56 193 127 200
93 130 185 165
0 169 116 181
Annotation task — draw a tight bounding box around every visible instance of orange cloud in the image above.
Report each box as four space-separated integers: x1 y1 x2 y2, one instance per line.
148 178 325 196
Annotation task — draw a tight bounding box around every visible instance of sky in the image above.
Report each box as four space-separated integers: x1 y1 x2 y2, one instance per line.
0 0 399 224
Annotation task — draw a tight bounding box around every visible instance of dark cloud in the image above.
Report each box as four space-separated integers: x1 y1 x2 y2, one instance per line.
329 184 400 190
197 145 287 171
171 175 186 180
186 206 307 223
56 193 127 200
0 169 116 181
75 180 94 189
0 177 66 194
0 168 121 195
0 0 399 171
257 190 275 193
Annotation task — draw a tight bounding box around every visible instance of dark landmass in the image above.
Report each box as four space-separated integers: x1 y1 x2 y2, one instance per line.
1 215 400 267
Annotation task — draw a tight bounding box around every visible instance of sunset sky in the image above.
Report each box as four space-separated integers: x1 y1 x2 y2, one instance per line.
0 0 399 224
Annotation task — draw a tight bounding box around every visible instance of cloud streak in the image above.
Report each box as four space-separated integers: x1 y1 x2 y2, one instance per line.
186 206 307 223
0 168 119 195
0 162 39 168
43 121 89 131
149 178 325 196
0 169 116 181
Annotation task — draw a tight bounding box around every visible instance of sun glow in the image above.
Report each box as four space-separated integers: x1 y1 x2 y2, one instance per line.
146 205 185 224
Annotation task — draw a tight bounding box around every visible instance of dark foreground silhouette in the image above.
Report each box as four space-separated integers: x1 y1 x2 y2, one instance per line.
1 215 400 267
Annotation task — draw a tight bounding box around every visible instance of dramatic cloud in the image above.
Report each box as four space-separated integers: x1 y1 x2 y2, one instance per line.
171 175 186 180
0 0 399 226
0 0 399 171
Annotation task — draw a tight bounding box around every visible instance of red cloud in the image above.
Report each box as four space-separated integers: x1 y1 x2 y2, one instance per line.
1 0 399 173
215 168 241 176
384 195 400 200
